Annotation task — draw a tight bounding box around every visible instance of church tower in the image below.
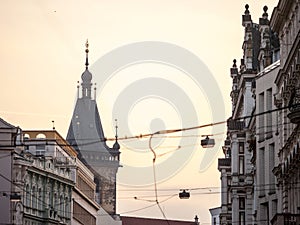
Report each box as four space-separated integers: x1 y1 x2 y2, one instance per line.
66 41 120 215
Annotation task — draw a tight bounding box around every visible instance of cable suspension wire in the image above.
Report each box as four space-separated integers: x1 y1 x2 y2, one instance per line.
148 132 171 225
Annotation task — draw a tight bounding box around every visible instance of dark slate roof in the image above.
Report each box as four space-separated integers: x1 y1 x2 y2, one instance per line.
0 117 17 129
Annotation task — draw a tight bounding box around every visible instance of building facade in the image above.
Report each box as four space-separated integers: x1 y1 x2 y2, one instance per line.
0 118 121 225
271 0 300 224
217 3 284 225
17 130 77 225
0 118 19 225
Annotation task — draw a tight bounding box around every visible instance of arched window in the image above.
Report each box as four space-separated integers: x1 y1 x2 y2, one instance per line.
23 133 30 139
36 133 46 139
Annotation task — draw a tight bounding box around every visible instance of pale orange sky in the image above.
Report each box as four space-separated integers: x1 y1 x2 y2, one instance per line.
0 0 278 223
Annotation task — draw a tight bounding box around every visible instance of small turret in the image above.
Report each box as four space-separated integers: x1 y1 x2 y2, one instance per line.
258 6 271 70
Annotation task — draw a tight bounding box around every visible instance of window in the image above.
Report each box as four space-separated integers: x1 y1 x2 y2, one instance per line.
32 186 37 214
239 197 245 209
37 188 42 211
60 195 64 217
36 145 45 156
239 156 245 175
65 197 70 218
259 147 265 196
258 92 265 141
54 193 58 211
266 88 272 138
269 143 275 192
239 212 245 225
228 191 232 204
239 142 244 154
25 184 31 209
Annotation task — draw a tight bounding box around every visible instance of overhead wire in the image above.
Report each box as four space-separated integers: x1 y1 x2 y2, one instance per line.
0 104 297 222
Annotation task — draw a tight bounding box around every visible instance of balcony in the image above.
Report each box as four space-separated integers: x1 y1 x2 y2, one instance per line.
271 213 300 225
218 158 231 171
227 118 245 131
288 88 300 124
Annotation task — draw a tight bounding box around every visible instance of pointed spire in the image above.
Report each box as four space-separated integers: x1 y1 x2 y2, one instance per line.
81 40 92 98
85 39 89 69
115 119 118 140
113 119 120 150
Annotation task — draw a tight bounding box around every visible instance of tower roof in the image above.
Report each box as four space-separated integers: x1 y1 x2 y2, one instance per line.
66 41 120 169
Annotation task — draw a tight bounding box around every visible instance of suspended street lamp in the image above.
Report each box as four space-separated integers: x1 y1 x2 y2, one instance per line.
201 135 215 148
179 189 190 199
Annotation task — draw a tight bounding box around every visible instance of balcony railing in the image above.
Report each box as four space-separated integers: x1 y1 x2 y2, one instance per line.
218 158 231 168
227 119 245 131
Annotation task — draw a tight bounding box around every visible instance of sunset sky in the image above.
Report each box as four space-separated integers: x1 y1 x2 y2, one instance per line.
0 0 278 223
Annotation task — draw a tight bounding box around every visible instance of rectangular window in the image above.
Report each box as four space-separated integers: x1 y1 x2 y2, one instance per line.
36 145 45 156
258 92 265 141
266 88 273 138
269 143 275 193
239 212 245 225
239 142 244 154
228 191 232 204
259 147 265 196
239 197 245 209
239 156 244 175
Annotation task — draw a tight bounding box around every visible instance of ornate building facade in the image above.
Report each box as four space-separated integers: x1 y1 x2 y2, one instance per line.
271 0 300 224
217 3 283 225
19 130 77 225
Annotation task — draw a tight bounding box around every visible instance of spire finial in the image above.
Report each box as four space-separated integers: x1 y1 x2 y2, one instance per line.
85 39 89 69
262 5 268 18
113 119 120 150
115 119 118 139
245 4 250 15
233 59 237 68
